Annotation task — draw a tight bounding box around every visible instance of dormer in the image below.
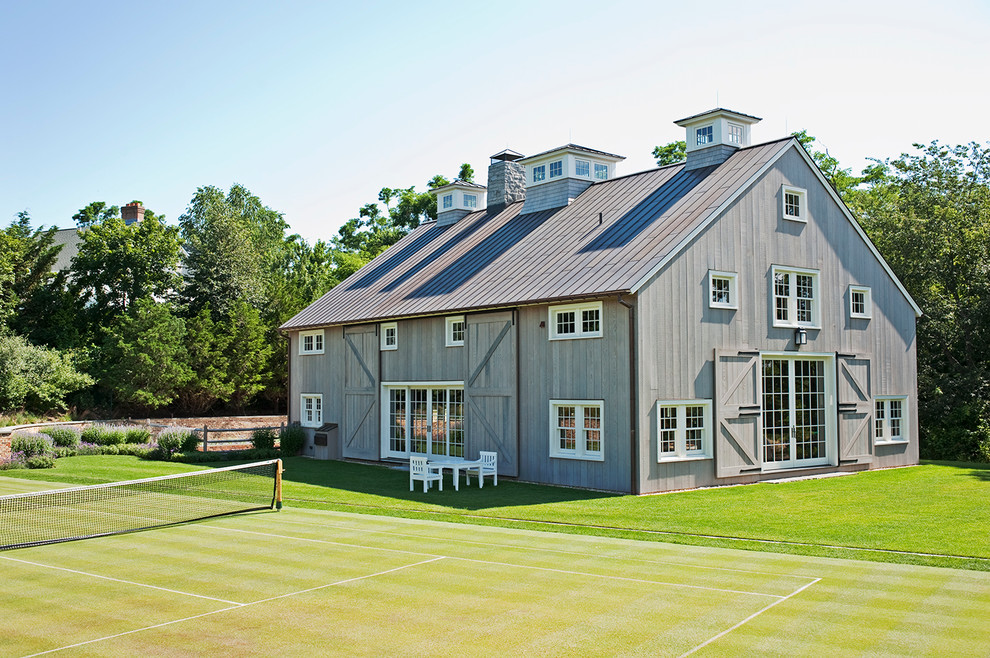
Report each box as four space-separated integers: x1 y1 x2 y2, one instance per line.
430 180 487 226
674 108 761 170
518 144 625 214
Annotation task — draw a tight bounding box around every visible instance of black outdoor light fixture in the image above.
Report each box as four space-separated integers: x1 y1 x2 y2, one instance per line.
794 328 808 346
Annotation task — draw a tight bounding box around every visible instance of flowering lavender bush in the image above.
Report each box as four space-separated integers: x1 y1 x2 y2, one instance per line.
0 451 27 470
41 426 82 448
124 426 151 444
10 431 54 458
155 428 199 459
81 425 127 446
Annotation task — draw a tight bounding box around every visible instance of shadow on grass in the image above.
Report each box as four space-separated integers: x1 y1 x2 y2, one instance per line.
278 457 620 511
922 459 990 481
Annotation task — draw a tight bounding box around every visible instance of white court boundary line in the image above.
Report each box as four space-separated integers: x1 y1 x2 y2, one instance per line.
267 513 821 581
680 577 822 657
23 558 443 657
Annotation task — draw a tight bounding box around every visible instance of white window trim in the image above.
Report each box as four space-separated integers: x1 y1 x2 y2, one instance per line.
656 400 713 462
445 315 465 347
300 393 323 428
727 122 743 145
771 265 821 329
533 164 546 182
380 322 398 351
874 396 909 445
696 124 714 146
549 400 604 461
463 194 477 208
549 301 603 340
298 329 325 355
782 185 808 223
849 285 872 320
575 159 590 177
708 270 738 310
442 194 453 209
593 163 609 180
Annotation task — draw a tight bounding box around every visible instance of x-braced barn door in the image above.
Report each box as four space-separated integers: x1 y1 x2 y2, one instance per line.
836 353 873 464
343 325 378 460
465 311 518 476
714 349 763 478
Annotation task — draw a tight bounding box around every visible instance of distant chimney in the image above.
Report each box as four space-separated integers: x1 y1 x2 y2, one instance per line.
674 109 761 171
486 149 526 213
430 180 487 226
121 201 145 225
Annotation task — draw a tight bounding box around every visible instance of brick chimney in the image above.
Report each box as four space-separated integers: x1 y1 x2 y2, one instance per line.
121 201 145 225
486 149 526 213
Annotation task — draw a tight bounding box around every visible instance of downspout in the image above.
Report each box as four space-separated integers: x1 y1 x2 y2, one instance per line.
617 294 639 494
285 332 291 420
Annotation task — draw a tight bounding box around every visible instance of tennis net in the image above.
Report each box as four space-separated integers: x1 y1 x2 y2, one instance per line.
0 459 282 550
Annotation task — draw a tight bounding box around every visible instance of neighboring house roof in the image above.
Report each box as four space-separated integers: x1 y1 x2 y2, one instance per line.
51 228 83 272
282 136 920 330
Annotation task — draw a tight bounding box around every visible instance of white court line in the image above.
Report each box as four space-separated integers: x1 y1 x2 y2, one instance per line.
0 555 244 605
203 523 784 600
268 514 820 581
679 577 822 657
23 558 443 657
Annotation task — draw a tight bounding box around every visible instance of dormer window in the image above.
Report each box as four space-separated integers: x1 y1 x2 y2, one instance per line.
464 194 477 208
728 123 743 144
442 194 453 209
549 160 563 178
594 163 608 180
533 165 546 182
575 160 590 176
696 126 713 146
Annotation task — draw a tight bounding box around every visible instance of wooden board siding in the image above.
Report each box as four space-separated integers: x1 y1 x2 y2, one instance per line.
342 325 378 460
465 311 518 477
517 300 632 492
380 316 467 383
635 148 918 493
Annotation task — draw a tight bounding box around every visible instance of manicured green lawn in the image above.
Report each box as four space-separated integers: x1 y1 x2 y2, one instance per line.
5 456 989 570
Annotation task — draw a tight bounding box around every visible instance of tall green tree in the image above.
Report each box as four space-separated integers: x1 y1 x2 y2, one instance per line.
0 212 61 330
652 141 686 167
223 299 272 411
175 305 233 414
0 334 93 414
790 131 861 202
72 201 119 228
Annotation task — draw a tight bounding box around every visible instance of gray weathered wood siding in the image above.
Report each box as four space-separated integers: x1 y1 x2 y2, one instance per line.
517 300 632 491
635 147 918 493
380 316 467 382
464 311 518 477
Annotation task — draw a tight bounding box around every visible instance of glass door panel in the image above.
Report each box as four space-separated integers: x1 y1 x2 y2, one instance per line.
409 388 429 454
762 358 829 469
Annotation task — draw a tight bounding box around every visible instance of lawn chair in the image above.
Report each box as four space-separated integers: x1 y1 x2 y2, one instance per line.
476 451 497 488
409 455 443 492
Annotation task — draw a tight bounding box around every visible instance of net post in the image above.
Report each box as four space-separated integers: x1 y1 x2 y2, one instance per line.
274 459 284 510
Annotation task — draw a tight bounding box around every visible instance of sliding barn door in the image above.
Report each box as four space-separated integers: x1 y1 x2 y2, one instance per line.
342 325 378 460
713 349 762 478
837 354 873 464
465 311 518 476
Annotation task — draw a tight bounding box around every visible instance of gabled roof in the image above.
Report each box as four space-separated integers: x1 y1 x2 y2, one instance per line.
283 138 819 330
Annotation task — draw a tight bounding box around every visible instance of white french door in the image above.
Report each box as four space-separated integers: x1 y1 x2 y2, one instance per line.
383 384 464 459
761 356 834 470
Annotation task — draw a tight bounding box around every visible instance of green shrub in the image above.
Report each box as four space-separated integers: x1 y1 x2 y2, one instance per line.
124 426 151 444
154 427 198 460
117 444 153 458
11 432 54 458
41 426 81 447
251 428 277 450
26 454 56 469
279 425 306 456
0 335 94 414
53 446 77 458
81 425 126 446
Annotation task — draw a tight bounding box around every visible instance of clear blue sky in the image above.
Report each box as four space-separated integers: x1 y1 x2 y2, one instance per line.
2 0 987 244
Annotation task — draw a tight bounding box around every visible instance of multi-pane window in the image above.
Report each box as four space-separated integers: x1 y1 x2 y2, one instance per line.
657 401 712 460
442 194 453 209
446 315 465 347
875 397 907 443
381 322 397 350
727 123 743 144
850 286 872 319
549 302 603 340
782 185 807 222
549 160 562 178
533 165 546 182
772 267 819 328
708 270 738 310
299 329 324 355
594 163 608 180
550 401 604 460
301 394 322 428
696 125 713 145
575 159 590 176
464 194 477 208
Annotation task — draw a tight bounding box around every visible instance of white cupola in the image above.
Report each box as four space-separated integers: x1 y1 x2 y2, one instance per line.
518 144 625 214
430 180 488 226
674 109 761 170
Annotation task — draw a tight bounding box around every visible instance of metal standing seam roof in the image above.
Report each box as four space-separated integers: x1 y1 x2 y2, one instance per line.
281 138 794 330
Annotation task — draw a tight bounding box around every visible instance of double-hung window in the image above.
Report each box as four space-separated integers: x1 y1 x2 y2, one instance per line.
301 394 323 428
533 165 546 182
550 401 604 461
782 185 807 222
549 160 562 178
299 329 324 355
549 301 602 340
772 266 820 328
708 270 738 310
381 322 397 350
657 401 712 461
445 315 465 347
850 285 872 319
875 397 908 444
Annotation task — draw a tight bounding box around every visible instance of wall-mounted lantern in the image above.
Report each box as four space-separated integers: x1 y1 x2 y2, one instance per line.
794 328 808 346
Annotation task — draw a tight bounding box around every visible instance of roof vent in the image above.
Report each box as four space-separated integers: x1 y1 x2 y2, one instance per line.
429 180 487 226
674 109 761 170
518 144 625 214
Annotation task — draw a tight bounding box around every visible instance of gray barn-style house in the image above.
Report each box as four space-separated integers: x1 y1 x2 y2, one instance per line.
281 109 920 493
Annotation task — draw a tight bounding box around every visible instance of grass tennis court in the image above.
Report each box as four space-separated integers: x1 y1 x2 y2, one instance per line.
3 477 989 656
